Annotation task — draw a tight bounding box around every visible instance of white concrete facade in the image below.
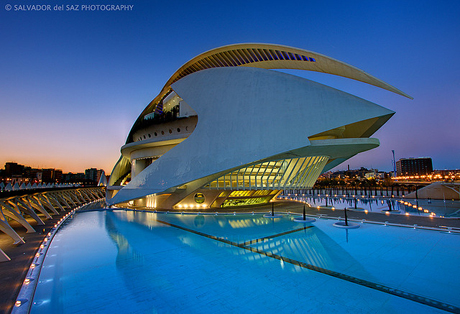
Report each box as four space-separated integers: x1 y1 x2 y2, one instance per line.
107 44 409 210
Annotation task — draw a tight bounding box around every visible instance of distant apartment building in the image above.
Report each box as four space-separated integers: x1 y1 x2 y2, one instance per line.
396 157 433 176
85 168 98 182
55 169 63 182
41 169 55 183
84 168 105 185
4 162 24 177
63 172 86 183
40 168 63 183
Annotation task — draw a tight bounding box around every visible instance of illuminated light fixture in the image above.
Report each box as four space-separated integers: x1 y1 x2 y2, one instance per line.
15 300 22 307
418 207 422 210
40 244 44 249
364 210 368 214
178 204 182 208
385 211 390 215
30 263 36 269
35 253 40 258
24 278 30 285
331 207 335 210
405 212 410 216
316 206 320 209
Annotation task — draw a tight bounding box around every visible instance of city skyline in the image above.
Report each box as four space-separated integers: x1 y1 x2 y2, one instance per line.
1 0 459 173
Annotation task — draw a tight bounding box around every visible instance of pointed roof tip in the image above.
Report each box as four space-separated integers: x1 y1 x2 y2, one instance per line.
172 43 414 99
397 90 413 100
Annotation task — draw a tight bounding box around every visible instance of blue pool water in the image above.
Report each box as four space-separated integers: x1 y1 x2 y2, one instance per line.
31 210 460 313
294 195 460 218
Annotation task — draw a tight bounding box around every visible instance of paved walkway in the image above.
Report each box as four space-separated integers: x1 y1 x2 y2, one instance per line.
1 201 459 314
0 209 73 314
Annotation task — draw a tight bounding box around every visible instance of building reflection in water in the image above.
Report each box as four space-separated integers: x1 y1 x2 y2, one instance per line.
105 210 375 293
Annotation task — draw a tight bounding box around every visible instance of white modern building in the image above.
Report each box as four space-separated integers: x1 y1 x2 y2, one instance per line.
106 43 411 210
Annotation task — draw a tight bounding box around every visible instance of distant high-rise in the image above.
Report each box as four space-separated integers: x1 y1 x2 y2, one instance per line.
85 168 98 183
396 157 433 176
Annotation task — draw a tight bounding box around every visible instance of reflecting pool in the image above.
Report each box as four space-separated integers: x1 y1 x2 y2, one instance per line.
31 210 460 313
289 195 460 218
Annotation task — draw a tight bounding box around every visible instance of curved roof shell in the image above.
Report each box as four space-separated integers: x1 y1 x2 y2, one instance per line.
134 43 411 128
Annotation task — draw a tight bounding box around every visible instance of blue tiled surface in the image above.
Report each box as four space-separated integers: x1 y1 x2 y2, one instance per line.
31 210 459 313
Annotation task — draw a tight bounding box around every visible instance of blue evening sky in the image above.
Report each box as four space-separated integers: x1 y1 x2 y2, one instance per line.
0 0 458 173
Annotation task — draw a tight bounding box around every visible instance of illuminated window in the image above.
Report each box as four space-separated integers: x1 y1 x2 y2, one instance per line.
204 156 329 190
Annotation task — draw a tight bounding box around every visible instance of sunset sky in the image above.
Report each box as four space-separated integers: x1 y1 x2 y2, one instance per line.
0 0 459 174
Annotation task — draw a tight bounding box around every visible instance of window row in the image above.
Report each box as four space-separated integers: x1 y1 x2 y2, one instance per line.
136 126 191 142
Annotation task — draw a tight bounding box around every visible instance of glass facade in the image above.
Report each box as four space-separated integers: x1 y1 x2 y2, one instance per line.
205 156 329 190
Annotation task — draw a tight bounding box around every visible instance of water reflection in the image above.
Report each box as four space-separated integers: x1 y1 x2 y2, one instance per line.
288 195 460 217
105 211 374 289
105 211 173 307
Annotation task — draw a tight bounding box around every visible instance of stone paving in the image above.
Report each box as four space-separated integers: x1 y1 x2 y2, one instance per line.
0 209 73 314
